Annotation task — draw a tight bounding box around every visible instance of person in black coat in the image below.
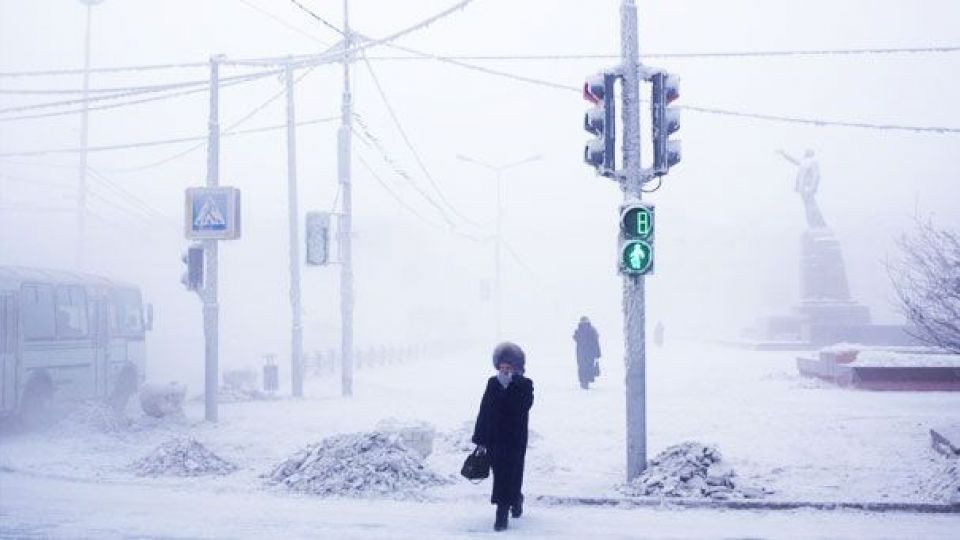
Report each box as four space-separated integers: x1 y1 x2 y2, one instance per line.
472 341 534 532
573 316 601 389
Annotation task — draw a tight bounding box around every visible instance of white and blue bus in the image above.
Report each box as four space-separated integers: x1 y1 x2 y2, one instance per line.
0 266 151 425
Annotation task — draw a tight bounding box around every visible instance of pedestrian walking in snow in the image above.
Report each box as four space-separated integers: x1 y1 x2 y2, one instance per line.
573 316 602 389
472 342 535 532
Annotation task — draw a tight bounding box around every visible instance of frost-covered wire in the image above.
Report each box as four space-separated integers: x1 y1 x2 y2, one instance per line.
364 45 960 62
351 112 459 228
238 0 330 45
355 143 482 242
288 0 346 37
105 66 322 172
0 69 278 115
680 105 960 134
360 52 480 227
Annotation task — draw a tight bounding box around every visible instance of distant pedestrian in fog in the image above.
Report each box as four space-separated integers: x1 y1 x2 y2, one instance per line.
573 316 601 389
472 342 534 532
654 321 665 347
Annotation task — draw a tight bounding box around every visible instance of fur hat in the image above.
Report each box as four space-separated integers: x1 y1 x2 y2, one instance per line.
492 341 525 374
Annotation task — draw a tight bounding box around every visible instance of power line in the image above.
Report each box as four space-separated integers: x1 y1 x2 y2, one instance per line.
0 116 338 158
359 51 481 228
288 0 346 37
362 45 960 62
0 69 278 115
374 39 579 92
375 43 960 134
355 150 481 242
681 105 960 134
351 112 463 228
104 65 323 173
237 0 331 45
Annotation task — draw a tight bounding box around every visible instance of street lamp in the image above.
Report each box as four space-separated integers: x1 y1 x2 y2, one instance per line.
456 153 541 341
75 0 106 269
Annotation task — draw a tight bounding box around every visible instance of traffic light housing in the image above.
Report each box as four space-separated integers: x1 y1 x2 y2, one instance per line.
651 72 681 176
305 211 330 266
618 202 654 276
180 243 204 291
583 72 617 176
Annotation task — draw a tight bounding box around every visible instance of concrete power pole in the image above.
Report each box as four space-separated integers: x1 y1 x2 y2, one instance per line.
285 63 304 398
620 0 647 481
203 55 223 422
338 0 355 397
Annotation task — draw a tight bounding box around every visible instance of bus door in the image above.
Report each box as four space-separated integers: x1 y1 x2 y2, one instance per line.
89 298 110 398
1 294 18 413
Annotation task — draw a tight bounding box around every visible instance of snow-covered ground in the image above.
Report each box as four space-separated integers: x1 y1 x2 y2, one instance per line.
2 340 959 538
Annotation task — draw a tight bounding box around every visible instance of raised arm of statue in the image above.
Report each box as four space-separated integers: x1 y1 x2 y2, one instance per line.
777 149 800 166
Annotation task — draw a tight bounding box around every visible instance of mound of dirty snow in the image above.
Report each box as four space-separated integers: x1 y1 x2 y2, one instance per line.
619 442 771 500
922 458 960 504
131 437 237 477
267 432 450 497
61 401 132 433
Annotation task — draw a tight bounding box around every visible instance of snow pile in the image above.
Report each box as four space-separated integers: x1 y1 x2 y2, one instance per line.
60 401 132 433
922 458 960 504
267 432 450 497
619 442 770 500
131 437 237 477
376 418 435 458
140 382 186 418
439 422 476 454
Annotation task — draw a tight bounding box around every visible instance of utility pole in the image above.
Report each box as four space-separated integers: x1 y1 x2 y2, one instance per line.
620 0 646 481
75 0 104 268
455 154 540 342
203 54 223 422
285 62 304 398
338 0 355 397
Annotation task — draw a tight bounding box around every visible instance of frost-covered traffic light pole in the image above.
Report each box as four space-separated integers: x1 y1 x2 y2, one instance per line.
583 0 681 481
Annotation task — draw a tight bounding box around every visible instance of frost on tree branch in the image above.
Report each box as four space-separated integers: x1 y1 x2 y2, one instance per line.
889 219 960 353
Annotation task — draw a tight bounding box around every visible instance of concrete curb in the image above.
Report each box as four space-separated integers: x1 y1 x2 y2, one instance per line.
534 494 960 514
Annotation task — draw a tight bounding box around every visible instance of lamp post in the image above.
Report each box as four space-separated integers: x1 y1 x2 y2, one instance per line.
455 153 541 341
75 0 105 269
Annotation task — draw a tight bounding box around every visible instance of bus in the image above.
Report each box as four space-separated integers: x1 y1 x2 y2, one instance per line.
0 266 151 426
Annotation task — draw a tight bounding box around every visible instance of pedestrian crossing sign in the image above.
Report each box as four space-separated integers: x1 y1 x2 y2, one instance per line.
184 187 241 240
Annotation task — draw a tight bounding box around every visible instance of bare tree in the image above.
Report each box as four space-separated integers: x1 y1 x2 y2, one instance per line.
889 219 960 353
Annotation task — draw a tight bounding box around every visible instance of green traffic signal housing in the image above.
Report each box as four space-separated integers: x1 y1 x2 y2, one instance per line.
618 202 654 276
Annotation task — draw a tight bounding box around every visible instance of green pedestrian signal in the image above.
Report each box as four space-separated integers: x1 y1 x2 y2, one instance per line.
621 240 652 275
618 203 654 276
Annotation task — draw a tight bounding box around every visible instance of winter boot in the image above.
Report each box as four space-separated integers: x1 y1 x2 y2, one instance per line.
580 381 589 390
511 494 524 518
494 504 509 531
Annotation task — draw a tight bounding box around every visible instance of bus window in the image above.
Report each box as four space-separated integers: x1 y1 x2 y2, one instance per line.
22 284 56 340
56 285 88 338
110 289 143 336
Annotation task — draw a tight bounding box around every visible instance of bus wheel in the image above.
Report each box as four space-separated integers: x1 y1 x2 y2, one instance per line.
19 374 53 430
108 365 138 413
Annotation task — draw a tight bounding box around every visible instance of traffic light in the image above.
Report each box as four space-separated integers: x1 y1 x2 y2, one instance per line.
305 211 330 266
650 72 681 175
180 243 204 291
583 72 617 175
619 202 654 276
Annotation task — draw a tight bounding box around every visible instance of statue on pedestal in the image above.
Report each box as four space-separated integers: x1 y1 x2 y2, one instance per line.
778 149 826 229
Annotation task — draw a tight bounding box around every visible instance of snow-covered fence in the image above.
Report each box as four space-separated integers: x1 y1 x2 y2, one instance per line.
304 340 478 378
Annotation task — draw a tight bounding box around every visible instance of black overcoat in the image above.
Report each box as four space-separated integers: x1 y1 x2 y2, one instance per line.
573 323 601 383
472 374 534 505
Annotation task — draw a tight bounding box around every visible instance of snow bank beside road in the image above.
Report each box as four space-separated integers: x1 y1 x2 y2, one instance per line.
267 431 451 498
619 442 771 500
131 437 237 477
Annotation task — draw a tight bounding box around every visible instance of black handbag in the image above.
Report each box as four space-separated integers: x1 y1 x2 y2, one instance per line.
460 448 490 482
